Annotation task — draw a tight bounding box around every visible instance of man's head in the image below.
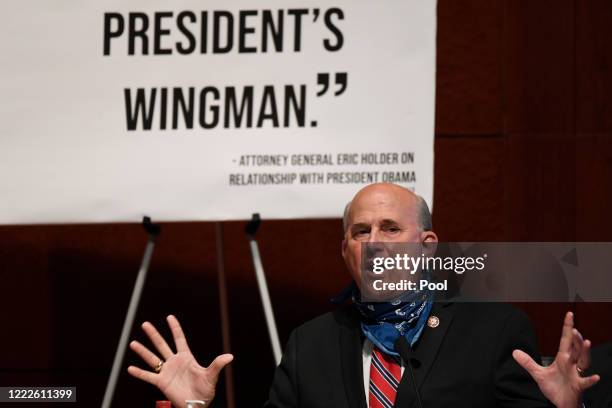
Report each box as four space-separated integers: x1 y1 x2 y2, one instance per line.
341 183 438 287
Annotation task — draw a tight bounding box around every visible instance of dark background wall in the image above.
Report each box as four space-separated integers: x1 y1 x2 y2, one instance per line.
1 1 611 406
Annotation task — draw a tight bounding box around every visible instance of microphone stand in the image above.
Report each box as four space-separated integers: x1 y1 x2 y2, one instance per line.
395 336 424 408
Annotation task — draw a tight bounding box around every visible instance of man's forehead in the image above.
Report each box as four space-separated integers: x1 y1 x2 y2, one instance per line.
350 216 403 226
348 203 416 226
351 184 415 205
345 183 419 226
351 188 413 210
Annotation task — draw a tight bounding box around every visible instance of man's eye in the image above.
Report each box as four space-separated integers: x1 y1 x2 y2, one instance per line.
386 227 400 233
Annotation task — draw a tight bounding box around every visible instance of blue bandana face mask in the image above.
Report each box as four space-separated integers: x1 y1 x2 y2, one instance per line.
348 278 433 357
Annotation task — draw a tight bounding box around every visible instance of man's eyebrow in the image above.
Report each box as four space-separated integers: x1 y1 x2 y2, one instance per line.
380 219 400 225
350 223 371 230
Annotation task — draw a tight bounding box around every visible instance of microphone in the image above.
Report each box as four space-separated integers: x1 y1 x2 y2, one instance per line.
394 336 424 408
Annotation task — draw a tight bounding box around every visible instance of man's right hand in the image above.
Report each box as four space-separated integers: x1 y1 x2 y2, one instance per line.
127 315 233 408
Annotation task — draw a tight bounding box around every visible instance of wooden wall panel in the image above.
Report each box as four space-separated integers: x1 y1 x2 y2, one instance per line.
436 0 503 135
575 135 612 240
576 0 612 133
504 134 577 241
0 237 51 368
433 137 505 240
504 0 575 134
572 0 612 358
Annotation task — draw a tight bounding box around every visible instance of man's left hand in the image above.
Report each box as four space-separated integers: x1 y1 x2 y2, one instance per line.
513 312 600 408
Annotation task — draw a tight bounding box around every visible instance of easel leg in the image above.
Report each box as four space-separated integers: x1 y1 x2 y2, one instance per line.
215 222 236 408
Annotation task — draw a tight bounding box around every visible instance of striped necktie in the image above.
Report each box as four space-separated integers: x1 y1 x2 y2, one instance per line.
369 347 402 408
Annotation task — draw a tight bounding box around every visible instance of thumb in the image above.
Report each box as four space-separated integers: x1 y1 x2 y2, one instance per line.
578 374 600 391
207 353 234 383
512 349 542 378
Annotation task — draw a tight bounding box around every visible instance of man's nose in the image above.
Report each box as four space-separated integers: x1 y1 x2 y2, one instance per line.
365 242 386 260
363 229 380 260
368 228 381 243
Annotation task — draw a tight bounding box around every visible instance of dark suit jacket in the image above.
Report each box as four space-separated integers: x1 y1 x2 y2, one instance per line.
585 342 612 408
265 302 549 407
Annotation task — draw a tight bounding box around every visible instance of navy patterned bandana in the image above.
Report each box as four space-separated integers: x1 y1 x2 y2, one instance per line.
333 281 433 356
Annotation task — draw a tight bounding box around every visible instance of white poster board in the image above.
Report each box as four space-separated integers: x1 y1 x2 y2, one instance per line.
0 1 436 224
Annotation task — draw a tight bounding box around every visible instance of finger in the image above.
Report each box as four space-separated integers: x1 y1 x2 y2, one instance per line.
206 354 234 385
578 339 592 371
512 349 542 379
558 311 574 353
570 328 593 373
142 321 174 360
127 365 158 386
571 328 584 346
167 315 191 353
130 340 164 370
556 350 573 373
578 374 600 390
569 328 584 362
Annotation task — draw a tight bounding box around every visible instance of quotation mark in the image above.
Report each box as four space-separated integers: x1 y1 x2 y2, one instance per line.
317 72 348 97
311 72 348 127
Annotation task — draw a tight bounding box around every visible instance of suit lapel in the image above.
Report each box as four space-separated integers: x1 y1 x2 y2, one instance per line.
395 302 455 407
338 309 368 408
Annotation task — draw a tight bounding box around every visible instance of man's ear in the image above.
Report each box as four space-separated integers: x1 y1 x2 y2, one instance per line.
341 237 347 258
421 230 438 256
421 230 438 243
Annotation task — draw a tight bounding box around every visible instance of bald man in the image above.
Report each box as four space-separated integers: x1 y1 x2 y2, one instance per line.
128 183 599 408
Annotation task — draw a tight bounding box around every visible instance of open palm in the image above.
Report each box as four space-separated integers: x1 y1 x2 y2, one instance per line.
513 312 599 408
127 315 233 408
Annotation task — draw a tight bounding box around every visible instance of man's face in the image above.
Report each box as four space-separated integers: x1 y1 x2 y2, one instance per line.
341 184 437 289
